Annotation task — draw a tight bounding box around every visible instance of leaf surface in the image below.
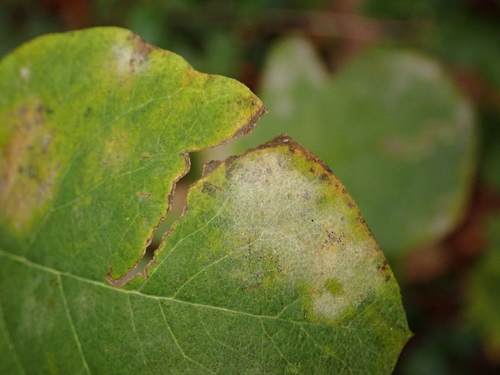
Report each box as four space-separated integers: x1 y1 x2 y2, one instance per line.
0 28 410 374
0 27 263 281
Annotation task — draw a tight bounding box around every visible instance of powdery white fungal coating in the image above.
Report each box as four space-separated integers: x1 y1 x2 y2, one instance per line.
20 66 30 81
111 41 150 76
226 150 382 321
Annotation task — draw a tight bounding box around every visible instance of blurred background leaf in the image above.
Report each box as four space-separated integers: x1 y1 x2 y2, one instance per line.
233 38 477 261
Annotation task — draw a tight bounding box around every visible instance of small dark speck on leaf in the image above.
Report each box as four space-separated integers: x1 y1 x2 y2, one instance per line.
84 107 91 117
342 188 347 194
378 260 388 271
348 202 355 209
320 174 328 181
242 283 262 291
202 182 216 197
225 160 238 180
140 155 149 159
45 108 54 115
385 275 391 282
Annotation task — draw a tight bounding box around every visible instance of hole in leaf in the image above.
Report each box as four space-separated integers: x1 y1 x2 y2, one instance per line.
106 142 236 288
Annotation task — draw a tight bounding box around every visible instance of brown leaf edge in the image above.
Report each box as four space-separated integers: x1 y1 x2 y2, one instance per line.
106 99 267 288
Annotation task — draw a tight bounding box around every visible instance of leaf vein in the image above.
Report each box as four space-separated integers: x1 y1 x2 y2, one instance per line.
0 249 315 326
172 251 233 298
196 310 237 351
126 295 149 370
0 300 26 375
260 318 296 370
142 197 230 287
58 275 91 375
299 325 351 373
158 301 216 374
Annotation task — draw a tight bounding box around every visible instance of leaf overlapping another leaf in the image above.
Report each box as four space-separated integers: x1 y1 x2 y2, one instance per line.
0 28 410 374
235 37 477 257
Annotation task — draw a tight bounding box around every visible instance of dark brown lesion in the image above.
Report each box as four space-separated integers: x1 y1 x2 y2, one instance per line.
126 33 157 74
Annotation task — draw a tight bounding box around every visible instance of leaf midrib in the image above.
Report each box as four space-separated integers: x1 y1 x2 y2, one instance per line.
0 248 316 325
0 249 374 374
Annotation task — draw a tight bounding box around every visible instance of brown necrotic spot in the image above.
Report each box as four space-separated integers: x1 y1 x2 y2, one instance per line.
127 34 155 73
0 100 59 231
113 33 156 80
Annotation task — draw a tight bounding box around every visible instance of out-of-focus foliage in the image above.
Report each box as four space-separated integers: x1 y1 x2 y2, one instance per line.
0 0 61 58
96 0 329 78
467 215 500 358
234 37 477 257
363 0 500 90
479 110 500 189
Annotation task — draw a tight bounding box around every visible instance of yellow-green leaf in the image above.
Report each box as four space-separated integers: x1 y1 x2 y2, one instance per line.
0 28 410 374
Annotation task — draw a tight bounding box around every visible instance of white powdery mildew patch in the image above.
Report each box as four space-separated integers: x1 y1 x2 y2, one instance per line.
227 151 382 321
111 43 149 76
20 65 30 81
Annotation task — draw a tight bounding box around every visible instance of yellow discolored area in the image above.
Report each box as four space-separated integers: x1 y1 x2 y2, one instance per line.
0 100 59 232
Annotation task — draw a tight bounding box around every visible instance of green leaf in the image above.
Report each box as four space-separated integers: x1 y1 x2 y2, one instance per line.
0 28 410 373
235 37 477 256
467 215 500 359
0 27 264 281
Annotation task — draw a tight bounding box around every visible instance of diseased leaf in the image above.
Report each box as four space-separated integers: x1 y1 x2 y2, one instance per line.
235 37 477 256
0 28 410 373
0 27 264 281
